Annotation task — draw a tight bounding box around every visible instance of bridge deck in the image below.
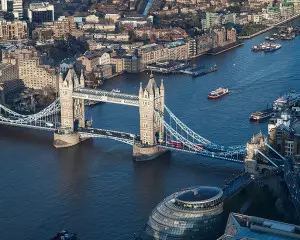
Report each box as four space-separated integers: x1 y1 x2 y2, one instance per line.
73 88 139 106
78 127 138 145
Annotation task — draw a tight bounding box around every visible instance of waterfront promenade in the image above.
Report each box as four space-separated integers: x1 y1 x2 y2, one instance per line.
239 13 300 39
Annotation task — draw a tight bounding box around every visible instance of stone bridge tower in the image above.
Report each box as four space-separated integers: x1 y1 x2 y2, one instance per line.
133 73 167 161
244 132 268 175
138 73 164 146
54 68 85 148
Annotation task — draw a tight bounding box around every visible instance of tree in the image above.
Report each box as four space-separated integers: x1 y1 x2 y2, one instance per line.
151 34 157 42
116 24 125 34
128 30 136 43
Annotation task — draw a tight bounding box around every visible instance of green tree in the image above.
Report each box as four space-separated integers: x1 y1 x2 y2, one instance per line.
128 30 136 43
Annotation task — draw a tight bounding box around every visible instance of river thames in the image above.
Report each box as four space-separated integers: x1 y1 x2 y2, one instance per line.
1 22 300 239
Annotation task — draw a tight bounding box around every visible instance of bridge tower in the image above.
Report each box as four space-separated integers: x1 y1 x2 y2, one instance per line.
133 73 167 161
244 132 268 175
53 68 85 148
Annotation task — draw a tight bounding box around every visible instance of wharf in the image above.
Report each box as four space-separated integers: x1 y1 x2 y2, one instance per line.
147 61 218 77
146 61 187 74
206 41 244 55
179 64 218 77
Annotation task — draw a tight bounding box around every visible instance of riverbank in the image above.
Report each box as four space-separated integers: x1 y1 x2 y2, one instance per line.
206 41 244 55
239 13 300 39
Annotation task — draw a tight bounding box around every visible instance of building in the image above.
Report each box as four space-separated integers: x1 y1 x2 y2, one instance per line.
92 32 130 42
268 111 300 160
59 57 76 73
123 55 140 73
104 12 120 23
92 64 113 78
118 14 153 28
266 6 281 23
280 2 294 19
218 212 300 239
138 43 168 67
0 63 22 95
0 20 27 40
213 27 236 48
196 34 215 55
111 56 124 73
85 14 99 23
0 0 23 19
143 186 224 239
248 13 263 24
166 40 188 61
2 47 58 90
222 13 237 24
81 22 116 32
134 27 188 42
290 0 300 14
77 49 112 72
12 0 23 19
203 12 222 30
185 38 196 58
53 16 76 38
28 2 54 23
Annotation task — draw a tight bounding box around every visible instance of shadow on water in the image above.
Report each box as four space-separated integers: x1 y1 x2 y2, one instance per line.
0 125 53 145
55 142 91 196
132 152 173 207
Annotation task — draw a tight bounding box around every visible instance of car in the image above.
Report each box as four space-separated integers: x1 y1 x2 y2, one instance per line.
45 122 54 127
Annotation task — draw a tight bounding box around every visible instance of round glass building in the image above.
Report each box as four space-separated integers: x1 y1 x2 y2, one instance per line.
143 186 224 239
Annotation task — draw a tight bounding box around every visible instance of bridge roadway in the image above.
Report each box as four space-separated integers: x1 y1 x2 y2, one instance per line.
0 118 58 131
73 88 139 106
78 127 138 145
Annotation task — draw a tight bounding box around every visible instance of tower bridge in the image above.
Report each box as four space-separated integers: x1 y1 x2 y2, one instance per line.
0 68 247 162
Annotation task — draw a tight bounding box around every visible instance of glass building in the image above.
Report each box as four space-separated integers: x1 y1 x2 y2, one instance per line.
143 186 224 239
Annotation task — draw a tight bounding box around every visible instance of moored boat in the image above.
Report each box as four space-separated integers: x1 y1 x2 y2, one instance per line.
50 230 78 240
249 109 274 121
111 89 120 93
208 87 229 99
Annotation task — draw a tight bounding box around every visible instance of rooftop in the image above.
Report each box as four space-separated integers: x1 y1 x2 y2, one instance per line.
219 213 300 240
175 186 223 204
29 2 54 10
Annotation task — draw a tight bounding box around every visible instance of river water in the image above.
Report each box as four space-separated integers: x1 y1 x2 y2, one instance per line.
1 21 300 240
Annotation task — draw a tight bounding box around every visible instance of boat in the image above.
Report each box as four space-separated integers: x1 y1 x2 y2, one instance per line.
264 44 281 52
250 109 274 121
252 46 260 52
208 87 229 99
273 92 300 111
50 230 78 240
206 64 217 73
291 89 296 93
111 89 120 93
265 36 270 40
